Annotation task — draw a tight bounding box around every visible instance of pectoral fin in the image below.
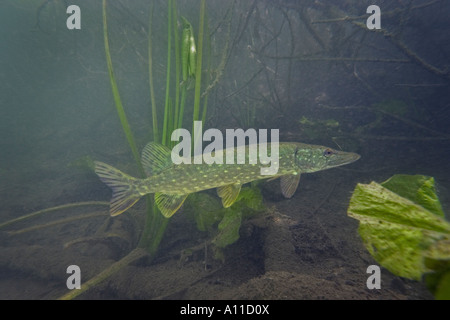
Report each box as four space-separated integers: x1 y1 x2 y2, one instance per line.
217 184 242 208
155 193 189 218
280 174 301 198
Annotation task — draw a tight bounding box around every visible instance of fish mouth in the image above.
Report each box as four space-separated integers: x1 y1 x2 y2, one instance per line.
330 151 360 168
340 151 361 165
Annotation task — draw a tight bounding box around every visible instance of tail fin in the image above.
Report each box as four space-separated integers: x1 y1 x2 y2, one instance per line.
94 161 142 216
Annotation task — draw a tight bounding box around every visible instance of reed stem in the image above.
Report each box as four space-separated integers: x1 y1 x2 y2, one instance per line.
0 201 109 230
172 0 181 136
192 0 206 124
162 0 173 146
191 0 206 152
148 2 159 143
103 0 144 176
58 248 148 300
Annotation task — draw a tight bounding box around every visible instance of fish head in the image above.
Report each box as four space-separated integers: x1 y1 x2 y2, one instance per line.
293 143 360 173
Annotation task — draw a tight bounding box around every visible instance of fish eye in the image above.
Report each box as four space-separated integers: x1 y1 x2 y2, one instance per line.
323 148 335 157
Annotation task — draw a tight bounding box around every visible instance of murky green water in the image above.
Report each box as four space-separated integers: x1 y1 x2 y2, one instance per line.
1 0 449 301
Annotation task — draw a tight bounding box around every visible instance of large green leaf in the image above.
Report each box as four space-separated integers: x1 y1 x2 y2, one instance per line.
234 185 265 214
184 192 223 232
347 177 450 281
212 186 265 250
434 271 450 300
213 209 242 249
185 186 265 261
381 175 444 217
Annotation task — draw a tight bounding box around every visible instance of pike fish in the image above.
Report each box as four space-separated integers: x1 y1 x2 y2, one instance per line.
94 142 360 218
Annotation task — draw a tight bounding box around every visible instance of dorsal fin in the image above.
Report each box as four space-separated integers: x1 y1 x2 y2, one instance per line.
280 174 301 198
217 183 242 208
141 142 173 177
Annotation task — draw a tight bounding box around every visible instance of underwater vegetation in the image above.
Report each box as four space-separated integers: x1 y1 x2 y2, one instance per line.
298 116 340 140
184 184 266 261
2 0 233 299
63 0 211 299
348 174 450 299
2 0 450 300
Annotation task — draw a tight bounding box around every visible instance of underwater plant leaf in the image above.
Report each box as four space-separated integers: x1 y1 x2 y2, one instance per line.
324 119 339 128
185 187 264 235
349 182 450 233
357 220 430 280
298 116 341 140
213 209 242 249
424 257 450 299
299 116 313 125
381 174 445 217
235 186 265 213
434 271 450 300
185 193 223 232
424 240 450 261
348 181 450 280
211 186 264 256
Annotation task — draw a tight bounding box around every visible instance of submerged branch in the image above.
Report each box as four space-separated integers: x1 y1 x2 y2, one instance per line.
259 55 410 63
312 0 444 24
201 1 234 98
335 134 450 141
320 104 450 139
350 21 449 79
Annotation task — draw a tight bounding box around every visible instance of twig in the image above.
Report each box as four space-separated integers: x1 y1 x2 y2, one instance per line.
394 83 447 87
335 134 450 141
311 0 444 24
201 1 234 98
350 21 449 79
222 67 264 99
297 7 326 50
260 55 410 63
320 104 450 139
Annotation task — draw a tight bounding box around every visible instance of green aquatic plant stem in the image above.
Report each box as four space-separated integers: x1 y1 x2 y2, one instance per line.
178 85 187 130
162 0 173 146
172 0 181 133
148 2 159 143
192 0 206 125
58 248 148 300
201 93 209 124
138 199 169 257
8 211 106 236
138 0 177 255
0 201 109 230
103 0 144 176
104 0 161 256
201 13 210 124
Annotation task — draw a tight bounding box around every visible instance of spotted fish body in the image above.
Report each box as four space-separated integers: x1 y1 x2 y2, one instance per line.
94 142 360 217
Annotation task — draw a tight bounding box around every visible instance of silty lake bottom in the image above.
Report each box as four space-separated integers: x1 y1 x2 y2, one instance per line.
0 0 449 299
